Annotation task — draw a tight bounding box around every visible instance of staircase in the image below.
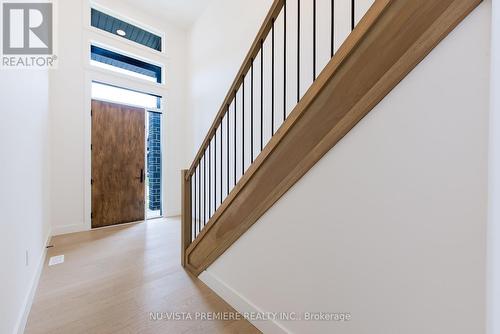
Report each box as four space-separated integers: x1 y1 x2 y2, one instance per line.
181 0 482 276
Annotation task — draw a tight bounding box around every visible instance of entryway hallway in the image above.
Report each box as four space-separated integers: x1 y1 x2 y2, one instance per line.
24 218 259 334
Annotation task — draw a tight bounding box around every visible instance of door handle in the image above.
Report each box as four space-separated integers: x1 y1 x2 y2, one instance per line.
135 169 144 183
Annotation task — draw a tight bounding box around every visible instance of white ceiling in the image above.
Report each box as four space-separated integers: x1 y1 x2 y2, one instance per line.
121 0 211 28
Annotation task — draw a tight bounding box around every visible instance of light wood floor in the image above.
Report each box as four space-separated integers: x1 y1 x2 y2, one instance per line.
25 218 260 334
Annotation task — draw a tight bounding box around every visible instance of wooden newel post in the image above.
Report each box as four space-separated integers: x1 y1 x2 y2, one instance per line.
181 169 192 267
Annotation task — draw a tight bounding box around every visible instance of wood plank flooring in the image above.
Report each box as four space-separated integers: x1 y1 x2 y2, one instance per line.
25 218 260 334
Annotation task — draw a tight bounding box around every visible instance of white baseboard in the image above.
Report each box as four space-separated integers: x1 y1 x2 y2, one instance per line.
199 270 290 334
51 223 88 236
14 228 52 334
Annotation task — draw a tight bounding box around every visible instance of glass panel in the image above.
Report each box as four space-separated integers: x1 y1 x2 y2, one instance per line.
91 8 162 52
91 82 160 110
91 45 162 83
146 111 162 219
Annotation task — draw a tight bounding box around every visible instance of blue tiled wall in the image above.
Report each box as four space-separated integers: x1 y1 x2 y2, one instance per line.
147 112 162 212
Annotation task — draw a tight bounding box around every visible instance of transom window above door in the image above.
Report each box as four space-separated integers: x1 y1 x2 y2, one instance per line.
90 45 162 83
91 82 161 110
90 8 163 52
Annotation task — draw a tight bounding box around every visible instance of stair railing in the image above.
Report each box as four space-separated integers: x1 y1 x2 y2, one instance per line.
182 0 358 265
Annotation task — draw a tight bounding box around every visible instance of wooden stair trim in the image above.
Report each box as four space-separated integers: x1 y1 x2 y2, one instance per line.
185 0 482 276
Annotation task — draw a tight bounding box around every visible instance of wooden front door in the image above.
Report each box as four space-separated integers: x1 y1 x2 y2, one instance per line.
91 100 145 228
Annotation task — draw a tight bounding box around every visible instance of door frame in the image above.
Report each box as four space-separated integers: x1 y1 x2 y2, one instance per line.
84 72 165 231
76 6 168 234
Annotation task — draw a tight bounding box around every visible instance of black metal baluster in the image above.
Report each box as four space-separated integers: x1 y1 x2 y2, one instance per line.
297 0 300 103
233 94 237 186
242 77 245 176
331 0 334 58
208 142 211 219
351 0 355 31
194 167 196 237
271 18 275 136
203 152 206 226
260 40 264 151
313 0 316 81
193 171 196 240
214 129 217 212
220 118 223 204
251 59 254 163
226 106 229 196
284 0 287 122
189 174 192 241
198 162 201 236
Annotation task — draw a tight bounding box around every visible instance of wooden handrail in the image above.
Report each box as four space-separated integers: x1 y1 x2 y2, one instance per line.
186 0 285 178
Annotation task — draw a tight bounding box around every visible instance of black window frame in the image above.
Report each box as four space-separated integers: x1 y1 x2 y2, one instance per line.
91 45 162 84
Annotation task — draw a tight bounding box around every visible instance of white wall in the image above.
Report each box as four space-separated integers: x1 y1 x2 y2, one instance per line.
0 70 51 334
196 2 491 333
49 0 85 235
50 0 189 235
186 0 273 161
488 0 500 333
